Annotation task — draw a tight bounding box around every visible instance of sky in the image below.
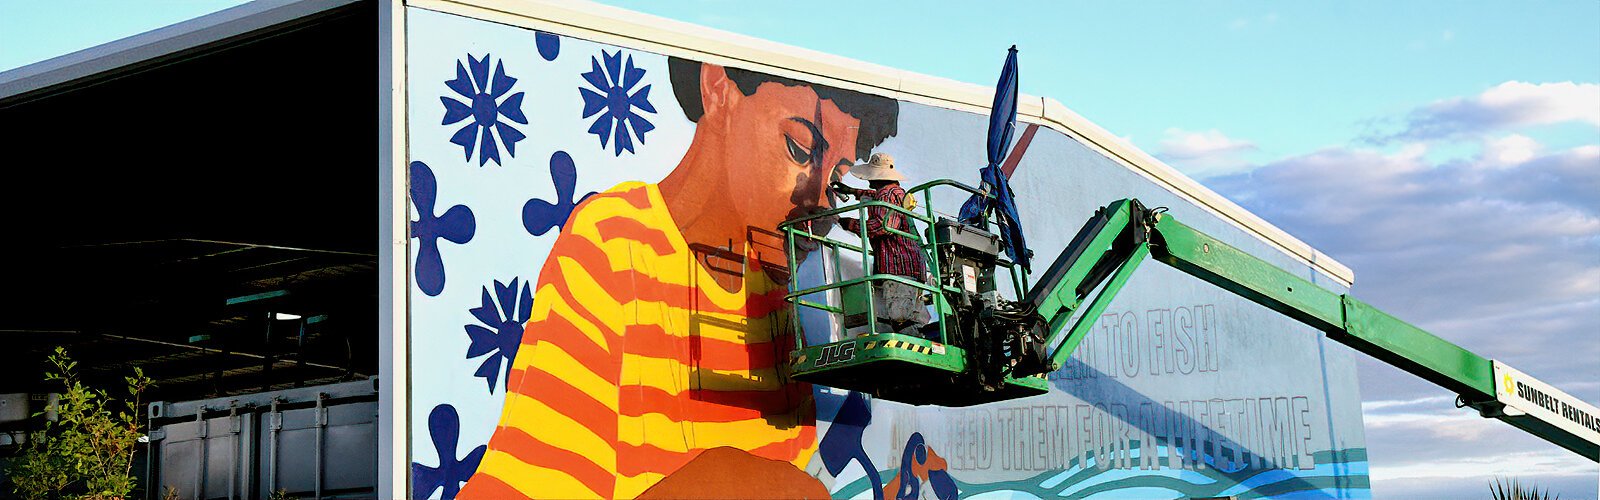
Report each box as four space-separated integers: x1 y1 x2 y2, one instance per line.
3 0 1597 498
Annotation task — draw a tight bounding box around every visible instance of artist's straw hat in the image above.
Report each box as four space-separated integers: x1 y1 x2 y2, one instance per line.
850 152 906 182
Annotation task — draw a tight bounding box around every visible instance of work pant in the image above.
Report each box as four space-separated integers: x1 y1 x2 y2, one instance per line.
872 280 933 337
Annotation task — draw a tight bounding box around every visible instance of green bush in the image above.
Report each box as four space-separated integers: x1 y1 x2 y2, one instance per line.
10 347 152 500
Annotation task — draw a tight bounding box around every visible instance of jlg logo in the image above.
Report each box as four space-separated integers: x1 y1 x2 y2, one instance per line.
815 342 856 368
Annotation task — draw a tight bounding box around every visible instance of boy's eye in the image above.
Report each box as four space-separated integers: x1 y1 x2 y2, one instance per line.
785 135 814 165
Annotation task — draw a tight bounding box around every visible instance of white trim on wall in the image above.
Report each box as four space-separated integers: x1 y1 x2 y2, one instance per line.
410 0 1355 286
376 0 411 498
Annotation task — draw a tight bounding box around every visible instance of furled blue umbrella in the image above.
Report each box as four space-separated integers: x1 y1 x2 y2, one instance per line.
959 46 1032 272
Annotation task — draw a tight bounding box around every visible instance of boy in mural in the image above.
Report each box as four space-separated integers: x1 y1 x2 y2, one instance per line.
458 58 898 499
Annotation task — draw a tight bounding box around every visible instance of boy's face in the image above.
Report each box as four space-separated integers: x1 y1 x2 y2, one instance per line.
712 79 863 239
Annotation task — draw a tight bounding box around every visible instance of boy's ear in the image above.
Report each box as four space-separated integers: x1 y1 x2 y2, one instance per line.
699 63 739 117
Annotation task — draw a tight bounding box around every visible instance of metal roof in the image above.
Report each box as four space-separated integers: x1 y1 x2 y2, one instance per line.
0 0 358 105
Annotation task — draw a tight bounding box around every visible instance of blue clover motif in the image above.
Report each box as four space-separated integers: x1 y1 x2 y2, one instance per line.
820 392 883 500
410 161 476 297
523 151 597 237
579 50 657 156
465 278 533 393
442 54 528 166
412 404 486 499
535 31 560 61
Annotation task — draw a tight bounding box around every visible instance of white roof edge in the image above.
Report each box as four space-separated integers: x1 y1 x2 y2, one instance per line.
410 0 1354 286
0 0 359 102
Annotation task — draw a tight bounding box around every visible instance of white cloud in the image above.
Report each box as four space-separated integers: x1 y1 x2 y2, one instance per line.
1374 473 1598 500
1361 400 1599 497
1212 140 1600 344
1207 133 1600 497
1481 133 1541 167
1154 128 1259 178
1360 395 1456 412
1489 142 1600 213
1477 81 1600 126
1185 79 1600 499
1378 81 1600 141
1160 128 1255 158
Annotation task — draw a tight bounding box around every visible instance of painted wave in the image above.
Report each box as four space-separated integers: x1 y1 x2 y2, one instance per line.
831 448 1369 499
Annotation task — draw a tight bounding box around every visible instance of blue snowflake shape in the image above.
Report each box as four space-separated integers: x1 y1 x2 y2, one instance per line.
523 151 597 237
442 54 528 167
410 161 476 297
465 278 532 393
412 404 485 499
579 50 657 156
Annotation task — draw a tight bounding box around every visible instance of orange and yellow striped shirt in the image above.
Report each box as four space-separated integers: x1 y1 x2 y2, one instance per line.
459 182 816 499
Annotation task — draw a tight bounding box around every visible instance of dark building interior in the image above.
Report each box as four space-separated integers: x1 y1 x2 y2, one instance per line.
0 2 380 482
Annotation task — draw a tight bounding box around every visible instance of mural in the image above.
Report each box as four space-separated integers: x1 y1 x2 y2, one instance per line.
406 7 1370 499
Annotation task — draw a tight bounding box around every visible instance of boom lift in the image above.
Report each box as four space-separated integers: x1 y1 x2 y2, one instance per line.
780 182 1600 461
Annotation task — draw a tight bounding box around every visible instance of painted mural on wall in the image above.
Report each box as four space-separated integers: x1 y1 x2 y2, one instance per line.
406 8 1370 499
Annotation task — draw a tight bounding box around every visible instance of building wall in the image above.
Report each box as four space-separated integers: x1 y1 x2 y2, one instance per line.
404 7 1368 499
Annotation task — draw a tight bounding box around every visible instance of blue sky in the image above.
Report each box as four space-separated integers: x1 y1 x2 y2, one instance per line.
3 1 1596 498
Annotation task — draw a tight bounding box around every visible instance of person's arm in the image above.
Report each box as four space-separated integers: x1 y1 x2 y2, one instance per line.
836 182 868 233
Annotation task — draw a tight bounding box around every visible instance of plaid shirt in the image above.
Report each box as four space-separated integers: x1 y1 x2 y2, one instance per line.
840 183 927 280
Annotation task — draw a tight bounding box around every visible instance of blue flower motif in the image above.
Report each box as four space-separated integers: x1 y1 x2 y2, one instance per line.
579 50 657 156
535 31 560 61
412 404 485 499
410 161 475 297
465 278 532 393
523 151 597 237
442 54 528 166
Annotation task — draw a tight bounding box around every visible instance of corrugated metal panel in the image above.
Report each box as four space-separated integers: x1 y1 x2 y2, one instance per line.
145 380 378 500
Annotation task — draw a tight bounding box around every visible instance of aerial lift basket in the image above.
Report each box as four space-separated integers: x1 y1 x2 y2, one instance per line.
780 180 1046 407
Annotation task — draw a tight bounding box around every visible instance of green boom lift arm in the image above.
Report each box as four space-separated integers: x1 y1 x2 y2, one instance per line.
780 187 1599 460
1019 198 1599 461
